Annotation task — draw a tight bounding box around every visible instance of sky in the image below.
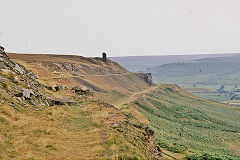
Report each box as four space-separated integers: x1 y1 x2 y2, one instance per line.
1 0 240 57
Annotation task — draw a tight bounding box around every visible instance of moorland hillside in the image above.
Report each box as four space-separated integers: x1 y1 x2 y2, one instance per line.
0 49 160 159
1 48 239 159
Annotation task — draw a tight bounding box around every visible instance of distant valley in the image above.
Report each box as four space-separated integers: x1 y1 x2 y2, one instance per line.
110 53 239 72
111 54 240 104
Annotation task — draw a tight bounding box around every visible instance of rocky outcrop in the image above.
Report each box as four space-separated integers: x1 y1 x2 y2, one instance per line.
31 74 39 80
44 85 53 90
135 73 153 85
0 46 7 57
55 85 62 92
72 86 92 95
0 46 49 107
15 88 34 99
0 46 89 108
14 64 25 75
49 97 76 106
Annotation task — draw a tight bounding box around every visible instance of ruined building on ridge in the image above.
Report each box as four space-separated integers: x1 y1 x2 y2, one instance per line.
102 52 107 62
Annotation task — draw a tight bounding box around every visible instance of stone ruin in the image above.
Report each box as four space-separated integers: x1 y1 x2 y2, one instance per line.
102 52 107 62
136 72 153 85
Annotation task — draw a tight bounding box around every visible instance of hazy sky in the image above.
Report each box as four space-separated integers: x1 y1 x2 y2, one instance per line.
1 0 240 57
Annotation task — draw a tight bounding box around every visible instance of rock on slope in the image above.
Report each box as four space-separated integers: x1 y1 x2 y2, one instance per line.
0 46 49 108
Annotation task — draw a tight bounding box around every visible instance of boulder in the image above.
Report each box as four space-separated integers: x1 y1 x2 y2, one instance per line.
72 86 91 94
49 97 76 106
44 85 53 90
55 85 62 91
14 64 25 75
31 74 39 80
65 86 69 90
22 88 34 99
15 88 34 99
111 123 120 128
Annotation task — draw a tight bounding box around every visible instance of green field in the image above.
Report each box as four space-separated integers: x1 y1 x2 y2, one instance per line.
134 84 240 159
181 84 240 92
180 84 239 102
193 92 231 102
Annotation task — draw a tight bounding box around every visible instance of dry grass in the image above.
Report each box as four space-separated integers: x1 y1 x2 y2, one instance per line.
0 104 101 159
0 99 149 160
8 53 127 76
8 53 149 103
0 53 158 159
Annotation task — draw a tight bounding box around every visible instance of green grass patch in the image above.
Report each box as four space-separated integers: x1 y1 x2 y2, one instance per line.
135 85 240 159
186 152 237 160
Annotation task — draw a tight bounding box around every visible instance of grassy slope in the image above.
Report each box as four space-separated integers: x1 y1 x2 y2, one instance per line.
0 100 151 159
0 53 154 159
134 84 240 159
5 53 240 159
8 53 149 103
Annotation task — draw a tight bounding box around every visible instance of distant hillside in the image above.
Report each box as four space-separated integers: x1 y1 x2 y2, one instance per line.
146 54 240 103
109 54 239 72
151 55 240 84
133 84 240 159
